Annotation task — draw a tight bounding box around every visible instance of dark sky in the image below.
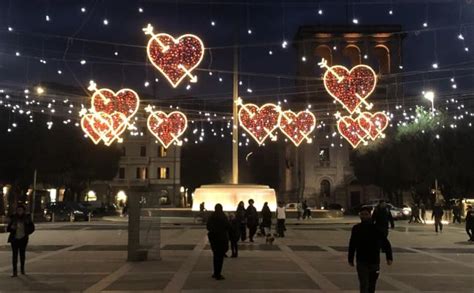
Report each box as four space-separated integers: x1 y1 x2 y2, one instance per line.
0 0 472 107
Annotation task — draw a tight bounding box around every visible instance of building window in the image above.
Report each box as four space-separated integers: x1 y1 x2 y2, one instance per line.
118 168 125 179
319 147 330 167
158 167 170 179
158 146 167 158
136 167 147 180
121 147 126 156
140 146 146 157
320 180 331 198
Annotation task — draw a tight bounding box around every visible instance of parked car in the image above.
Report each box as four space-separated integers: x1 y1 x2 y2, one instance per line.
361 203 404 220
323 203 345 213
43 202 90 222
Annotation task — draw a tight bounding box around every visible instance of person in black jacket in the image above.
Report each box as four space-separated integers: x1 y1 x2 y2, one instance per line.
228 213 241 257
349 206 393 293
465 205 474 241
432 203 444 233
235 201 247 242
260 202 272 237
245 199 259 242
207 204 231 280
7 204 35 277
371 200 394 237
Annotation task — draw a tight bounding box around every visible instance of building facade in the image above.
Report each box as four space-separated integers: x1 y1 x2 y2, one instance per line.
280 25 404 209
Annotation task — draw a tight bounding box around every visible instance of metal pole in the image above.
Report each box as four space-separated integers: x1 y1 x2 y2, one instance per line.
31 169 37 217
232 43 239 184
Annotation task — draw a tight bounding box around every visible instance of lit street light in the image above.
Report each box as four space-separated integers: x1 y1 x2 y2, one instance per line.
423 91 435 114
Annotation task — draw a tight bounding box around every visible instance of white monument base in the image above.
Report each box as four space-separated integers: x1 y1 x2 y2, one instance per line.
192 184 277 212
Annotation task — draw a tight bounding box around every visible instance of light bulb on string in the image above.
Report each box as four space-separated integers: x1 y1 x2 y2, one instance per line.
15 51 20 56
363 54 368 59
103 19 109 26
268 50 273 55
144 81 150 87
211 21 216 26
317 9 323 15
138 7 144 13
423 22 428 27
389 9 393 15
80 59 86 65
432 63 438 69
114 51 118 56
352 18 359 24
45 15 50 22
465 47 469 52
301 56 307 62
57 70 62 75
458 34 464 40
8 26 13 32
281 40 288 49
81 7 86 13
247 29 252 34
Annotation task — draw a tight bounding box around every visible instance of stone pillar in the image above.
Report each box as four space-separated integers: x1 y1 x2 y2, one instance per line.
127 192 147 261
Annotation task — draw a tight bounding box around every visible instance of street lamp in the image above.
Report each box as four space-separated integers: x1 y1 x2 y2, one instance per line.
423 91 435 114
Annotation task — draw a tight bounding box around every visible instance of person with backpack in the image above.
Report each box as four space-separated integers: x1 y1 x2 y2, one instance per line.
7 204 35 277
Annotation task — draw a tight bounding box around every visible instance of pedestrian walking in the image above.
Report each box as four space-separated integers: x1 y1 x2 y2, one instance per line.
236 201 247 241
419 202 426 224
465 205 474 241
7 204 35 277
207 204 231 280
260 202 272 236
371 200 394 237
296 201 303 220
408 204 420 223
228 213 241 257
302 200 311 219
432 203 444 233
276 202 286 237
245 199 259 242
349 206 393 293
452 200 462 224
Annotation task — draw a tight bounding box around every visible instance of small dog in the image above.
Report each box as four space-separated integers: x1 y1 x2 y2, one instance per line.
265 234 275 245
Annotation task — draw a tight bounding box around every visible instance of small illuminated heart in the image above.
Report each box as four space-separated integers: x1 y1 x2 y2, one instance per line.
147 33 204 88
91 88 140 119
357 112 389 140
278 110 316 146
323 65 377 114
238 103 280 145
147 111 188 148
81 112 127 146
337 116 368 148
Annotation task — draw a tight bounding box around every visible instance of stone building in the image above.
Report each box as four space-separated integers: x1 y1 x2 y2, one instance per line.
279 25 404 209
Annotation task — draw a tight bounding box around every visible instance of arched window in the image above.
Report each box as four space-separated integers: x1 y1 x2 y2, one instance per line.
342 45 361 66
374 45 391 74
320 180 331 197
315 45 332 65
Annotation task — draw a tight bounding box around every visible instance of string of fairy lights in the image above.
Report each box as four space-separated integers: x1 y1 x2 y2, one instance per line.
0 1 473 148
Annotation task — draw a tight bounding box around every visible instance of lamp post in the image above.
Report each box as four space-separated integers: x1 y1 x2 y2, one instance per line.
423 91 435 114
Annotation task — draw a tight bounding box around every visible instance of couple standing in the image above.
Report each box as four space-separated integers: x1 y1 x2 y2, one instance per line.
235 199 259 242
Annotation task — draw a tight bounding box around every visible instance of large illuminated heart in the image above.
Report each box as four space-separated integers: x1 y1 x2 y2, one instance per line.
323 65 377 114
357 112 389 140
147 33 204 88
238 103 280 145
337 116 368 148
147 111 188 148
278 110 316 146
91 88 140 119
81 112 127 146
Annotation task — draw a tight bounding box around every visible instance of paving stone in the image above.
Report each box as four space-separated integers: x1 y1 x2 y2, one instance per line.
288 245 326 251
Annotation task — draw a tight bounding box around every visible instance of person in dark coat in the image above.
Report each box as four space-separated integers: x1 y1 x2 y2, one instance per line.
371 200 394 237
260 202 272 236
432 203 444 233
228 213 241 257
349 206 393 293
452 201 462 224
408 204 420 223
235 201 247 241
245 199 259 242
7 205 35 277
207 204 231 280
465 205 474 241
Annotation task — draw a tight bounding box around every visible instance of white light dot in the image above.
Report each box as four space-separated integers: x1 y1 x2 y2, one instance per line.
465 47 469 52
432 63 438 69
423 22 428 27
80 59 86 65
211 21 215 26
248 29 252 34
186 84 191 90
219 77 223 82
247 88 253 93
81 7 86 13
114 51 118 56
8 26 13 32
282 40 288 48
333 46 337 50
15 51 20 56
389 10 393 15
301 56 307 62
144 81 150 87
155 78 159 82
318 9 323 15
363 54 368 59
352 18 359 24
138 7 143 13
452 84 457 89
103 19 109 25
57 70 62 75
268 50 273 55
399 65 403 69
45 15 50 22
458 34 464 40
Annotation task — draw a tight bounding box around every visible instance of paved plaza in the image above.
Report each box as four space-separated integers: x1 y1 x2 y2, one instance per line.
0 217 473 292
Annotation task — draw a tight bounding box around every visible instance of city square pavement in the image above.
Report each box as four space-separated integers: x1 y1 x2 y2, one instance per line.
0 217 473 292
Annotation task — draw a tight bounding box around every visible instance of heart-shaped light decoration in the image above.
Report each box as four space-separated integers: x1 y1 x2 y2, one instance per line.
357 112 389 140
147 111 188 148
278 110 316 146
91 88 140 119
81 112 128 146
238 103 280 145
337 116 368 148
323 64 377 114
144 24 204 88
